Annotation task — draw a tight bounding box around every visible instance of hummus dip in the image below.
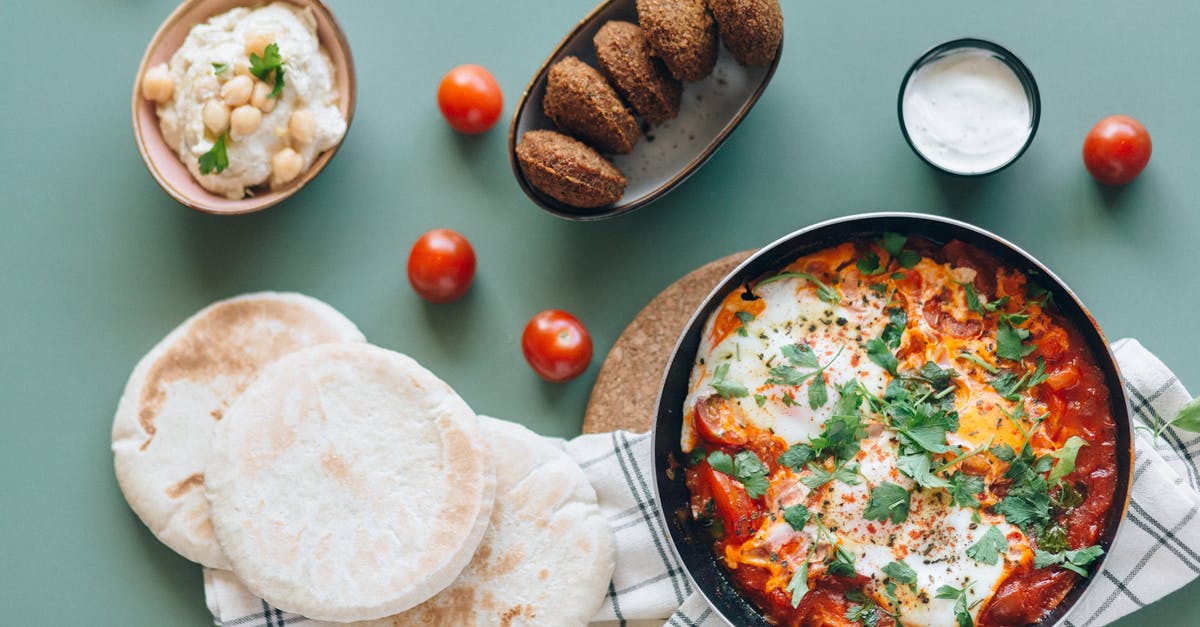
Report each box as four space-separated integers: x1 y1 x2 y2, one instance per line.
152 3 346 199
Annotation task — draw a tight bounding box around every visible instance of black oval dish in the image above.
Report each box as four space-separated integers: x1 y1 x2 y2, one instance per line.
651 213 1133 626
898 38 1041 177
508 0 782 221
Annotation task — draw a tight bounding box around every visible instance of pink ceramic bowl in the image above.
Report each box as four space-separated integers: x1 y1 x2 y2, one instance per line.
132 0 356 215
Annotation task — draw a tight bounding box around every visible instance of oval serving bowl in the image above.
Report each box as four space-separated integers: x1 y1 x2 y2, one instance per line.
132 0 356 215
508 0 782 221
651 213 1134 626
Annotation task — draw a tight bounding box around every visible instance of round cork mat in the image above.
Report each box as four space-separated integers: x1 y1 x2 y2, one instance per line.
583 250 755 434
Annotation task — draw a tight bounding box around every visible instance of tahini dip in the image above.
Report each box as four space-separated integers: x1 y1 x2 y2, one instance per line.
140 2 346 199
901 48 1032 175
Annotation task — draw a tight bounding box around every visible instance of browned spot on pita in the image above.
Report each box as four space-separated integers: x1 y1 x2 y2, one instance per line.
403 585 477 624
499 604 536 627
321 447 350 481
166 473 205 499
474 542 492 562
136 299 344 449
538 568 549 580
210 408 223 420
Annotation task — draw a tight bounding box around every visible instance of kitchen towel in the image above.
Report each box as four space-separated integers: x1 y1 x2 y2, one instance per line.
205 338 1200 627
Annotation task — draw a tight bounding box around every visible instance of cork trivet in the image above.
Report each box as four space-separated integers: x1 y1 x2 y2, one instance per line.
583 250 755 434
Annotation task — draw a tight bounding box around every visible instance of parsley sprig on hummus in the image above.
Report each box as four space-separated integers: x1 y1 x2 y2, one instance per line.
249 42 285 98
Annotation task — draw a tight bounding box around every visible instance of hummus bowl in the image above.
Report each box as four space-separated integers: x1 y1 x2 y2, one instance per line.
133 0 355 215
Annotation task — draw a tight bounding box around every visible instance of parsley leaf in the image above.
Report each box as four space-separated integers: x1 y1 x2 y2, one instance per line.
827 544 857 577
947 472 985 508
212 62 229 75
864 483 911 524
778 444 815 471
783 504 810 530
882 232 907 256
198 134 229 174
897 250 921 269
1047 436 1088 481
898 453 950 488
883 560 918 586
706 450 733 475
734 311 754 336
845 599 880 627
757 271 840 304
733 450 770 498
992 358 1049 401
249 43 285 98
967 526 1008 565
996 320 1036 362
1033 545 1105 576
880 307 907 349
919 361 957 389
801 461 860 489
1038 524 1071 553
935 582 976 627
809 375 828 409
783 342 820 368
787 561 809 607
710 362 748 399
866 338 898 376
994 478 1052 531
857 252 883 275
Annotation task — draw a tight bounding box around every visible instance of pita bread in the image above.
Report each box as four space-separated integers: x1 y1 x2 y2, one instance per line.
112 292 365 568
353 415 615 627
205 343 496 622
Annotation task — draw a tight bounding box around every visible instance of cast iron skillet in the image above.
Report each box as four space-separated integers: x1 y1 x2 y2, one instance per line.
651 212 1134 626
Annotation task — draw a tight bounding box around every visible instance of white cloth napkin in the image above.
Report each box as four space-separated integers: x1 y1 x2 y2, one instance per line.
205 339 1200 627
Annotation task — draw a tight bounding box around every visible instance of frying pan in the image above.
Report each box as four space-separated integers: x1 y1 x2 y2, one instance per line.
651 212 1134 626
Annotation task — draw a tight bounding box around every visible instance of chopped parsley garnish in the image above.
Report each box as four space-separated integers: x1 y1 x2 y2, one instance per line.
734 310 755 336
782 503 810 530
827 544 858 576
1033 545 1105 576
898 453 949 488
786 561 809 607
211 62 229 75
1046 436 1088 481
249 42 285 98
1137 393 1200 442
768 344 844 408
958 351 999 375
996 317 1036 362
777 443 815 471
864 482 911 524
880 232 921 268
963 282 1009 315
966 526 1008 565
880 307 907 349
757 271 840 304
856 252 884 275
198 134 229 174
710 362 748 399
845 594 881 627
801 460 860 489
708 450 770 498
865 338 898 376
991 357 1048 401
935 581 980 627
883 560 918 587
947 472 985 508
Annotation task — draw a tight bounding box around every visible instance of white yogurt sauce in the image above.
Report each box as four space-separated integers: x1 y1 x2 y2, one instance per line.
902 48 1032 174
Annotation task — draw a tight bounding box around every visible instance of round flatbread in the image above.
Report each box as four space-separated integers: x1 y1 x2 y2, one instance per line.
356 416 615 627
112 292 365 569
205 343 496 622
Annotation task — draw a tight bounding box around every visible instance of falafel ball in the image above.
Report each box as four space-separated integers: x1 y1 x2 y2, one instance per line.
516 130 628 209
544 56 641 154
636 0 718 82
594 21 682 125
707 0 783 67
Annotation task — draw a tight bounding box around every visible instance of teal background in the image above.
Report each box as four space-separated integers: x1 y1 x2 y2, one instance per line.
1 0 1196 624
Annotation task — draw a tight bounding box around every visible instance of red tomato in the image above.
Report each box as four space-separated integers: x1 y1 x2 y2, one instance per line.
700 463 760 542
521 310 593 382
436 64 503 134
407 229 476 303
694 396 747 447
1082 115 1152 185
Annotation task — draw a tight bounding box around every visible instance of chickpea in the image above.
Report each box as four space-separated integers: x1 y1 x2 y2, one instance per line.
272 148 304 185
251 81 277 113
230 104 262 137
289 109 316 144
202 100 230 134
141 63 174 102
232 60 252 78
244 31 275 58
221 75 254 107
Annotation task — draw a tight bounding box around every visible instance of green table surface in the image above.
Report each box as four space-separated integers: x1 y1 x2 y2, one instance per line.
3 0 1198 624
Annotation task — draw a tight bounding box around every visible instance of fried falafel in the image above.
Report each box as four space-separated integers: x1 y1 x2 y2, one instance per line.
543 56 641 154
636 0 719 82
707 0 783 67
516 130 627 208
594 21 682 125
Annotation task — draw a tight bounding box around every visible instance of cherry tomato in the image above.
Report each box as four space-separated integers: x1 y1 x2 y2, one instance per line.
694 396 747 447
406 229 476 303
699 462 760 542
1082 115 1152 185
436 64 503 134
521 310 593 382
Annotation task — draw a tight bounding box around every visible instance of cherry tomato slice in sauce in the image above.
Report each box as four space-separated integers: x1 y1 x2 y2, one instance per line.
521 310 593 383
406 229 476 303
694 396 748 447
700 462 761 543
